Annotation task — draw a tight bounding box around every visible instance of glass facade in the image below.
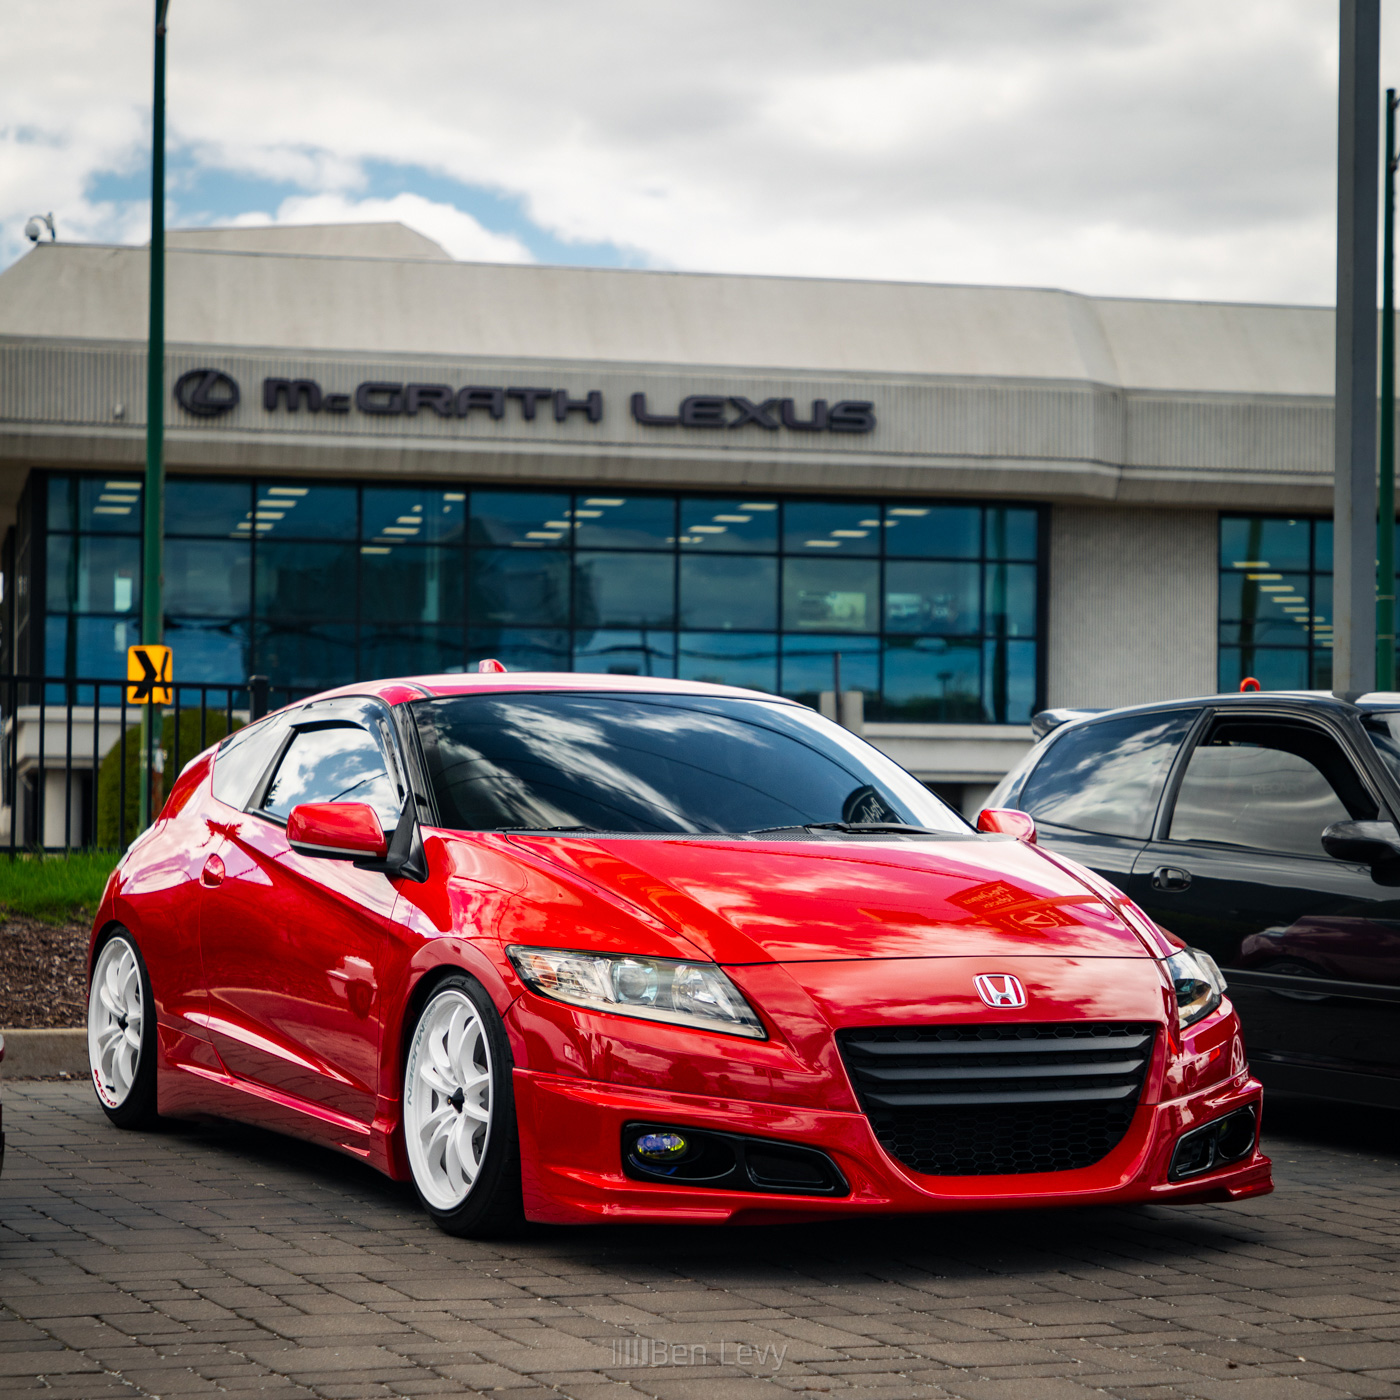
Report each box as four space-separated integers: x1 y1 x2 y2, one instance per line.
34 473 1045 722
1219 514 1334 691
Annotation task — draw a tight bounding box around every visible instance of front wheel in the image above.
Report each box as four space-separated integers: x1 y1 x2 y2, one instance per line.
402 975 523 1237
87 928 160 1129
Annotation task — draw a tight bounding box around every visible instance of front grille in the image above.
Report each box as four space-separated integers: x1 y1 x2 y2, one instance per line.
837 1022 1156 1176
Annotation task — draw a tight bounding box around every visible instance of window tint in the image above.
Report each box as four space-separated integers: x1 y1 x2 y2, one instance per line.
260 724 401 829
211 715 289 811
1169 720 1374 857
413 692 965 835
1018 711 1193 838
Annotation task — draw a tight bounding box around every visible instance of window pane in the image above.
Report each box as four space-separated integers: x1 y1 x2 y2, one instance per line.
360 624 464 678
1220 516 1310 572
166 539 250 617
1169 723 1365 855
164 617 252 685
985 508 1038 561
679 555 777 630
677 633 778 691
1218 646 1309 692
76 477 142 534
47 534 141 614
1315 520 1333 572
262 725 400 828
1219 569 1312 646
883 504 980 559
470 549 569 627
1018 711 1194 838
985 563 1037 638
782 558 878 632
213 714 291 811
47 616 138 681
256 543 357 620
470 491 571 546
574 552 675 628
573 495 675 549
780 635 878 708
166 480 251 536
881 638 982 721
47 476 73 533
467 628 569 672
362 487 467 544
255 623 356 691
573 629 676 677
885 561 979 634
783 502 881 555
246 484 356 541
982 638 1037 723
679 497 779 552
360 546 464 624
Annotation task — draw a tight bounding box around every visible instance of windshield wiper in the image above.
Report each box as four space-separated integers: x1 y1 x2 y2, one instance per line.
746 821 947 836
494 824 603 833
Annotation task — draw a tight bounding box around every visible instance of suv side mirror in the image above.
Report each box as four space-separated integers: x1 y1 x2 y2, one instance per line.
287 802 388 861
977 808 1038 844
1321 819 1400 865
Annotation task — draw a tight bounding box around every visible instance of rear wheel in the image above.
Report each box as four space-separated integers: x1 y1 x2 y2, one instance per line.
87 929 159 1129
402 975 523 1237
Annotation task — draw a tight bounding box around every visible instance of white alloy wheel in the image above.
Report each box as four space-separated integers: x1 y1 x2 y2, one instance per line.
88 935 145 1109
404 988 495 1210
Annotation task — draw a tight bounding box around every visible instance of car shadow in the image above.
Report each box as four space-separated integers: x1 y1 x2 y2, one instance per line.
1263 1091 1400 1158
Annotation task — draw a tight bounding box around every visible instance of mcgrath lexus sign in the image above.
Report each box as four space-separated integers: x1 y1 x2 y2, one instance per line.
171 370 875 434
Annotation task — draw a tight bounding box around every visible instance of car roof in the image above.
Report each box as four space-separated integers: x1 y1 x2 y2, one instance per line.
279 671 809 710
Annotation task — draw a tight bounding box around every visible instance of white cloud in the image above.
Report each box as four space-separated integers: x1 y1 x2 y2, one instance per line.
0 0 1392 302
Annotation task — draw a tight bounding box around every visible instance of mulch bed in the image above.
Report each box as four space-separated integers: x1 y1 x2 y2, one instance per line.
0 917 89 1029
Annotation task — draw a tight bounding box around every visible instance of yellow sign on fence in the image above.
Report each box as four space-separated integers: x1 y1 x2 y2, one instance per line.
126 644 172 705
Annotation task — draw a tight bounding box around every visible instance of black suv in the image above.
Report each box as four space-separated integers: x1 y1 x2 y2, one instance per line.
986 691 1400 1109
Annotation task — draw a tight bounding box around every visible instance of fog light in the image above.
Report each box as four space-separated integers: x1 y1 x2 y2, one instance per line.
1169 1106 1257 1181
634 1131 688 1162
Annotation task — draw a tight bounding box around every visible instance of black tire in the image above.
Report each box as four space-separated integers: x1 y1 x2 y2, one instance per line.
402 973 524 1238
87 927 160 1130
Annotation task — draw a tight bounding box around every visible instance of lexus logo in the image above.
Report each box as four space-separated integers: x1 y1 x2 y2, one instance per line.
173 368 240 417
974 973 1027 1009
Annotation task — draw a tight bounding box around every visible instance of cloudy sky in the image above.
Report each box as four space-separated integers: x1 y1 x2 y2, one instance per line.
1 2 1396 303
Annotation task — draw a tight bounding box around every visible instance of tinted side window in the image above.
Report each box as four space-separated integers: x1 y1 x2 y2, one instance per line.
1018 711 1193 839
1169 720 1375 857
211 715 289 811
261 724 401 829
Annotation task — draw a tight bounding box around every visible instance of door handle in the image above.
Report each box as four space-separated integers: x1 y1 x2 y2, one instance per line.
201 854 225 888
1150 865 1192 892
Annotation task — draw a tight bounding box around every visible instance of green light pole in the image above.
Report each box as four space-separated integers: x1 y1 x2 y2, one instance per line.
1381 87 1398 691
139 0 170 830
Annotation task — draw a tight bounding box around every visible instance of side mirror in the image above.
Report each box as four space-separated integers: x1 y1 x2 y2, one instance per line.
287 802 389 861
1321 819 1400 865
977 808 1038 844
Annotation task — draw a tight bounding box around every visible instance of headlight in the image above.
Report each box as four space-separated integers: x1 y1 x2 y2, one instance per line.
507 946 767 1039
1164 948 1227 1028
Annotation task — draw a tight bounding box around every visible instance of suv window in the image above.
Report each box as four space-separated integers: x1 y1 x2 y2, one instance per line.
260 724 402 829
1169 719 1375 857
1017 710 1193 839
211 715 289 811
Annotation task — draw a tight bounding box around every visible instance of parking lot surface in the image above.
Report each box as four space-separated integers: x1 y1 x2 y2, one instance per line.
1 1083 1399 1400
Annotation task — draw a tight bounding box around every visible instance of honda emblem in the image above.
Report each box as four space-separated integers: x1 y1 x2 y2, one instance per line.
974 973 1027 1009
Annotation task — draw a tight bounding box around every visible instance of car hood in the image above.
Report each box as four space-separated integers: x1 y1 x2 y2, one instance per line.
506 833 1152 964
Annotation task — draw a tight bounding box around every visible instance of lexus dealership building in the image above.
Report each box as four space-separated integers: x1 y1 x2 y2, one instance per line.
0 222 1347 810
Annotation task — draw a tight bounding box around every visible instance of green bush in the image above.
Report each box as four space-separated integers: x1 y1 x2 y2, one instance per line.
96 709 241 849
0 849 123 924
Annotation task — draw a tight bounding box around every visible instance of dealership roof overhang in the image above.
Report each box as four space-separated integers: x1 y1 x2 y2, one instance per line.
0 222 1337 531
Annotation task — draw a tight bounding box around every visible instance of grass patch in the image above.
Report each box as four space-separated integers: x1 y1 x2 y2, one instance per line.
0 851 123 925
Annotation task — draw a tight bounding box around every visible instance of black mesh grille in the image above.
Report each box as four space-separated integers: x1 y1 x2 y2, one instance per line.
837 1022 1156 1176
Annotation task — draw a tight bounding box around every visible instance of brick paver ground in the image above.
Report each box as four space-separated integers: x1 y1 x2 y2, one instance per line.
1 1083 1398 1400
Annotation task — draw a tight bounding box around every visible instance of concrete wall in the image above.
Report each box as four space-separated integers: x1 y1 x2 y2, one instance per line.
1047 505 1217 709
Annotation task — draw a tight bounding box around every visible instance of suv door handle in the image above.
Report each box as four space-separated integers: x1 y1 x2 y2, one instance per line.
1150 865 1192 892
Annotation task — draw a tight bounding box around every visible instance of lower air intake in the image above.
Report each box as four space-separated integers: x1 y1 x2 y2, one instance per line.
837 1022 1156 1176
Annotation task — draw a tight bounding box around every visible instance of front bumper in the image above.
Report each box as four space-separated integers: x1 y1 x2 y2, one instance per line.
514 1066 1271 1225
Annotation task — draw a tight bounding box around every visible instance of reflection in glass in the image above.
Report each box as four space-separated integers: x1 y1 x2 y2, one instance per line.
469 491 571 546
167 480 251 536
782 558 878 632
783 502 881 555
256 543 358 620
678 498 778 551
882 637 983 721
65 478 143 535
165 540 250 617
467 628 569 672
164 618 252 684
46 535 141 614
255 624 356 691
362 487 467 544
780 635 878 707
262 725 401 828
883 505 980 559
360 625 465 678
982 638 1037 723
470 549 569 627
360 546 464 624
677 633 778 692
242 484 355 541
885 561 979 634
46 615 135 680
679 555 777 630
574 553 675 628
984 508 1038 561
573 629 676 677
1220 516 1311 573
572 496 676 550
1218 646 1309 692
1219 570 1312 647
984 563 1036 637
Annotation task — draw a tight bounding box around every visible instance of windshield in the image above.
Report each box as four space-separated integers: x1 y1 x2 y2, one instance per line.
1363 712 1400 786
412 691 965 835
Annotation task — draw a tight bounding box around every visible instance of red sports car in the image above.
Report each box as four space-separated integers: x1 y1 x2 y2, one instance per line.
86 673 1271 1235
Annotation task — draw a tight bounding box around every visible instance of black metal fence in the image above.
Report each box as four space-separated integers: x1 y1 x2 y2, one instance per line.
0 675 310 853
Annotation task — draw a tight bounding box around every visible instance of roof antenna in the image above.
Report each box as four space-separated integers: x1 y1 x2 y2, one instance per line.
477 658 507 674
